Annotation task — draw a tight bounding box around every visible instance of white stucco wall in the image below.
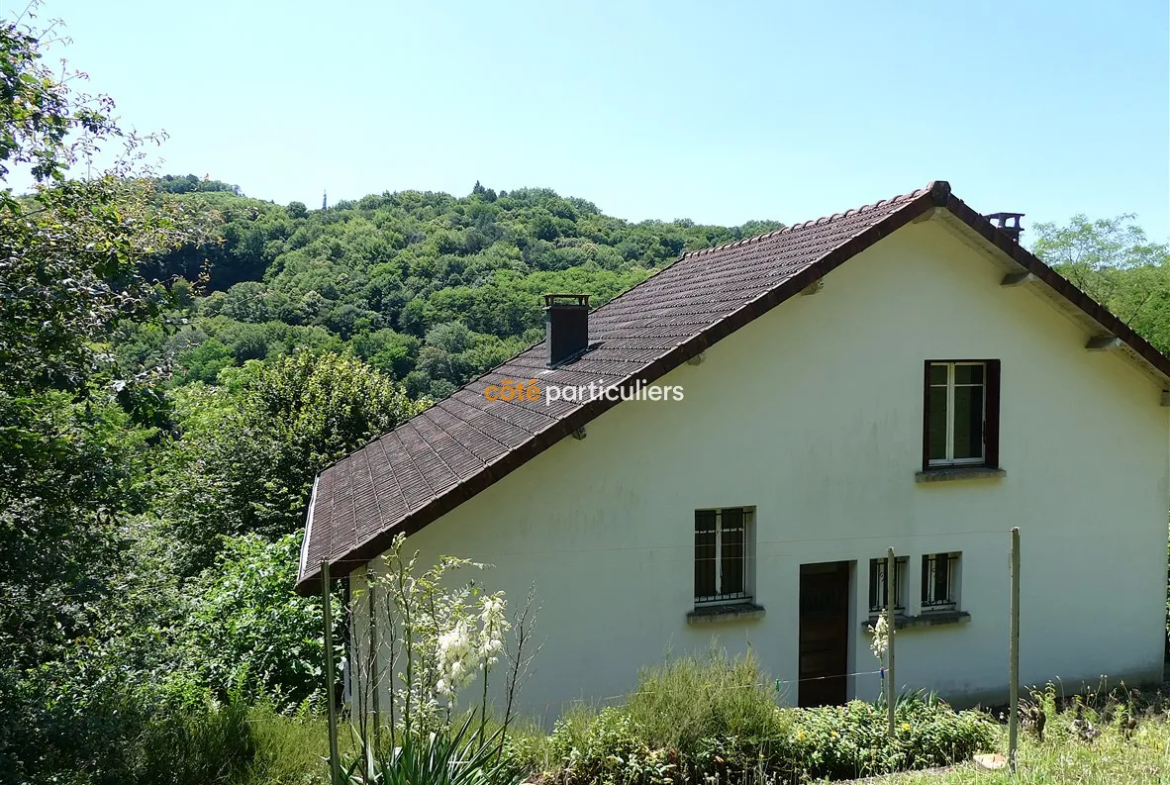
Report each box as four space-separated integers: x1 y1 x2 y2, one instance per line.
351 217 1169 724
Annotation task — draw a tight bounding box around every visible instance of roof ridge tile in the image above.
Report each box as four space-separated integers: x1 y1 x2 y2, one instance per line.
680 182 934 260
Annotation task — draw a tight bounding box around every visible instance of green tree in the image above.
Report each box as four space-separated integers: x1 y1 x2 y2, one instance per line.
1033 214 1170 353
176 338 235 383
161 352 423 572
425 320 475 354
0 10 211 775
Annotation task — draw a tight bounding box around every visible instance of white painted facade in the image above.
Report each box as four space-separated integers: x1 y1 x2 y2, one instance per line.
350 215 1169 723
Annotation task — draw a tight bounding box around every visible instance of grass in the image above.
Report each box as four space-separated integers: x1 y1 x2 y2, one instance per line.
857 705 1170 785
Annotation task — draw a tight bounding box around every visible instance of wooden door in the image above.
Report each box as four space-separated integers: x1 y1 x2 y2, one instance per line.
798 561 850 707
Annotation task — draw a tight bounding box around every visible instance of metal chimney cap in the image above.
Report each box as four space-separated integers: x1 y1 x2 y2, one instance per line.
544 294 590 308
986 212 1025 241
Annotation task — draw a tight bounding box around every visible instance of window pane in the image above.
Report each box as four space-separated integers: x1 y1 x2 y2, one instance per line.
929 364 948 385
869 559 885 611
953 386 985 460
894 558 905 608
954 364 984 386
928 387 948 460
721 523 744 596
694 512 716 599
934 556 950 603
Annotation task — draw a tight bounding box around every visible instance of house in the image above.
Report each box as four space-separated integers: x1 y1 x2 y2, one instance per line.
296 181 1170 717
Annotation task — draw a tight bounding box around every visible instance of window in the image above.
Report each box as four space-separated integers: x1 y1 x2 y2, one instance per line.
923 360 1001 470
868 556 908 615
694 507 752 605
921 553 960 610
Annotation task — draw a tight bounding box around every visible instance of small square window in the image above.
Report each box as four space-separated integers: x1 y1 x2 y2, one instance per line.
868 556 908 615
921 553 960 610
694 507 753 606
924 360 1001 470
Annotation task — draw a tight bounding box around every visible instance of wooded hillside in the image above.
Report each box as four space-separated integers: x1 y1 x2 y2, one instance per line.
120 182 783 399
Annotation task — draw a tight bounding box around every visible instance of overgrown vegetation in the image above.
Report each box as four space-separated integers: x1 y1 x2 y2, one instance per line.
526 652 994 785
865 682 1170 783
3 3 1169 783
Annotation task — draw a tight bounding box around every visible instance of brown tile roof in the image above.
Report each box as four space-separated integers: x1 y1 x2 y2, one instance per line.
296 181 1170 593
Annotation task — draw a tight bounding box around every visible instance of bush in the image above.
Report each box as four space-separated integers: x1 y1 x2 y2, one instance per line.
2 657 335 785
182 531 338 709
625 650 789 756
2 663 258 785
548 706 675 785
786 694 993 781
132 677 256 785
539 653 994 785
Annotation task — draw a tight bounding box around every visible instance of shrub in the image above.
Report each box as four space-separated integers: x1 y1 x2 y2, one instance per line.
345 714 520 785
499 720 554 777
624 649 789 756
537 652 994 785
3 662 258 785
182 531 338 709
547 706 675 785
2 656 336 785
787 695 994 781
132 677 255 785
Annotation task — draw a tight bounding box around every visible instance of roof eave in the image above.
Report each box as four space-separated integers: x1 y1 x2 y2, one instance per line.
295 476 321 594
939 192 1170 386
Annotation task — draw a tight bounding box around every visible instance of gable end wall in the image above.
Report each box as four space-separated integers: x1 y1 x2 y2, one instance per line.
354 218 1169 720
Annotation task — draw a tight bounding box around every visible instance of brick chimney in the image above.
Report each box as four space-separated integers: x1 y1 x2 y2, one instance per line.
544 294 590 367
987 212 1025 243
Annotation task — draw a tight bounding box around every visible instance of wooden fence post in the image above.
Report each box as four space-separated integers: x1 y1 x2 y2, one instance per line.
887 547 896 737
1009 528 1020 773
323 561 342 785
367 564 381 755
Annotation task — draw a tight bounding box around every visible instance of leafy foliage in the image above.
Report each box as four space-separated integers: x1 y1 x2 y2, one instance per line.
1033 214 1170 353
344 714 519 785
115 183 783 400
0 6 116 184
0 12 213 766
157 352 423 573
184 532 339 708
624 649 788 757
543 654 993 785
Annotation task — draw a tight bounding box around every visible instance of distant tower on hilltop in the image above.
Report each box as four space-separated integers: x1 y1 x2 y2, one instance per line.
322 190 328 210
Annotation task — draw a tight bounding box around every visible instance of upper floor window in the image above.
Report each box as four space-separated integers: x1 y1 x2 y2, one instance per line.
924 360 1001 470
694 507 752 605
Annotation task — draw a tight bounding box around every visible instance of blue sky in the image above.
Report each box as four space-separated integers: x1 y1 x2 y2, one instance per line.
13 0 1170 241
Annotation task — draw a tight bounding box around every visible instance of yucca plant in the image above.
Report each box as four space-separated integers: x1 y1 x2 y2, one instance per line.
343 712 520 785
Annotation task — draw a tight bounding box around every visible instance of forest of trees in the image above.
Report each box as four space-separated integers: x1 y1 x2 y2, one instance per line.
117 179 784 400
2 8 1169 784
